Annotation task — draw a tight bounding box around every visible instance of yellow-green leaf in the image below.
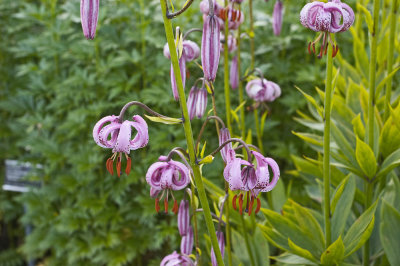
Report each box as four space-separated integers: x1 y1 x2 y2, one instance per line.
144 115 182 125
320 236 345 265
355 137 377 178
288 238 316 262
198 155 214 165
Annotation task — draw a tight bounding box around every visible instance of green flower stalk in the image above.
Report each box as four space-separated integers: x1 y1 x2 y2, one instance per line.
159 0 224 265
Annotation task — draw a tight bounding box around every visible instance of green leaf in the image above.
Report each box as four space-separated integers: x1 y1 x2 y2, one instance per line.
343 201 378 257
379 117 400 158
380 200 400 266
320 236 345 265
271 253 317 265
376 149 400 179
144 115 182 124
355 137 377 178
331 175 356 240
295 86 323 118
198 155 214 165
292 131 323 147
288 238 316 262
356 3 373 32
352 114 365 140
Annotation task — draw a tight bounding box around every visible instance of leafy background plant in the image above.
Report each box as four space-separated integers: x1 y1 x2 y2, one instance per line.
0 0 398 265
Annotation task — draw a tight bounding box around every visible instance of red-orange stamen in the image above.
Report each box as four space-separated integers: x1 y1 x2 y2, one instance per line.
172 199 178 214
232 194 238 210
248 196 255 216
125 157 132 175
155 198 160 213
239 194 244 215
164 197 168 214
106 158 114 175
116 158 121 178
255 198 261 214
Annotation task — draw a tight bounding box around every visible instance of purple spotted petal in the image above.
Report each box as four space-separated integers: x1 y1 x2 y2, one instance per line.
146 162 169 190
252 151 270 189
129 115 149 150
180 226 194 255
178 200 190 236
202 15 221 81
80 0 99 39
261 157 280 192
340 3 355 32
150 187 161 198
230 56 239 90
219 128 235 163
160 251 194 266
324 2 345 33
168 160 191 190
273 0 283 36
93 115 119 148
211 231 225 266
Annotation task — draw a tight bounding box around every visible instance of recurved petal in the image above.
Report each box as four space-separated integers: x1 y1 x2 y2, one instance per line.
93 115 119 148
112 121 132 154
183 40 200 61
129 115 149 150
261 157 280 192
226 158 243 191
146 162 168 190
340 3 355 32
150 187 161 198
324 2 345 33
98 122 120 149
80 0 99 39
169 160 190 190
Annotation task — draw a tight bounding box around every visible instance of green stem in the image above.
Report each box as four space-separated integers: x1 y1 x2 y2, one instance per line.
191 183 201 264
159 1 224 265
249 0 255 70
254 109 264 154
364 0 380 264
383 0 398 121
237 5 245 142
323 34 334 248
240 215 256 266
224 0 232 133
363 181 373 266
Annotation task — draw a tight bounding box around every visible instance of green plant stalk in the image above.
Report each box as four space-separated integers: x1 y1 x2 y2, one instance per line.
254 109 264 154
249 0 255 70
364 0 380 264
223 1 233 264
240 214 256 266
323 36 333 248
159 1 224 264
237 5 246 142
224 0 232 133
383 0 398 120
191 183 201 264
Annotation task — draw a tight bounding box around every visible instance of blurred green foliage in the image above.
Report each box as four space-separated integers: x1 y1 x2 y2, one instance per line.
0 0 360 265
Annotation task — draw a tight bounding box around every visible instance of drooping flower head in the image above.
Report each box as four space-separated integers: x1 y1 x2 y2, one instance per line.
160 251 194 266
200 0 244 30
93 115 149 177
187 85 208 120
80 0 99 39
300 0 354 58
146 156 191 214
246 78 281 102
211 231 225 266
202 14 221 82
164 40 200 101
272 0 283 36
223 150 280 215
219 128 236 163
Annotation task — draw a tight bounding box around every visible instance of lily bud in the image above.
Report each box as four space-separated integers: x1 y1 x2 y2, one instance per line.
80 0 99 39
178 200 190 236
272 0 283 36
211 231 225 266
187 86 208 120
230 56 239 90
201 15 221 81
180 226 194 255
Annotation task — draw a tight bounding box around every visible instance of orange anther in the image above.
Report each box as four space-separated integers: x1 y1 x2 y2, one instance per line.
106 158 114 175
172 199 178 215
248 196 255 216
164 197 168 214
232 194 238 210
155 198 160 213
125 158 132 175
255 198 261 214
116 159 121 178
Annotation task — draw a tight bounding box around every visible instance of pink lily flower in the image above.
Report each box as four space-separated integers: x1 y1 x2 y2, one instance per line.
160 251 194 266
146 158 190 214
93 115 149 177
80 0 99 39
223 151 280 215
246 78 281 102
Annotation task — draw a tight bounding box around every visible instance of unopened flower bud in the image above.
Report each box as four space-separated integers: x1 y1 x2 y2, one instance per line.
180 226 194 255
272 0 283 36
80 0 99 39
178 200 190 236
211 231 225 266
201 15 221 81
230 56 239 90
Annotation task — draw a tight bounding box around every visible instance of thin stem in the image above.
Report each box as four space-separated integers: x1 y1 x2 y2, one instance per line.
235 144 261 154
195 116 226 152
208 0 214 16
118 101 170 122
249 0 255 70
159 1 224 264
240 215 256 266
166 148 191 168
165 0 195 19
364 0 380 264
241 68 265 82
183 28 202 40
383 0 398 120
195 209 227 226
190 185 201 263
211 88 221 135
224 0 232 133
209 138 252 162
323 34 334 248
253 109 264 154
237 5 246 144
